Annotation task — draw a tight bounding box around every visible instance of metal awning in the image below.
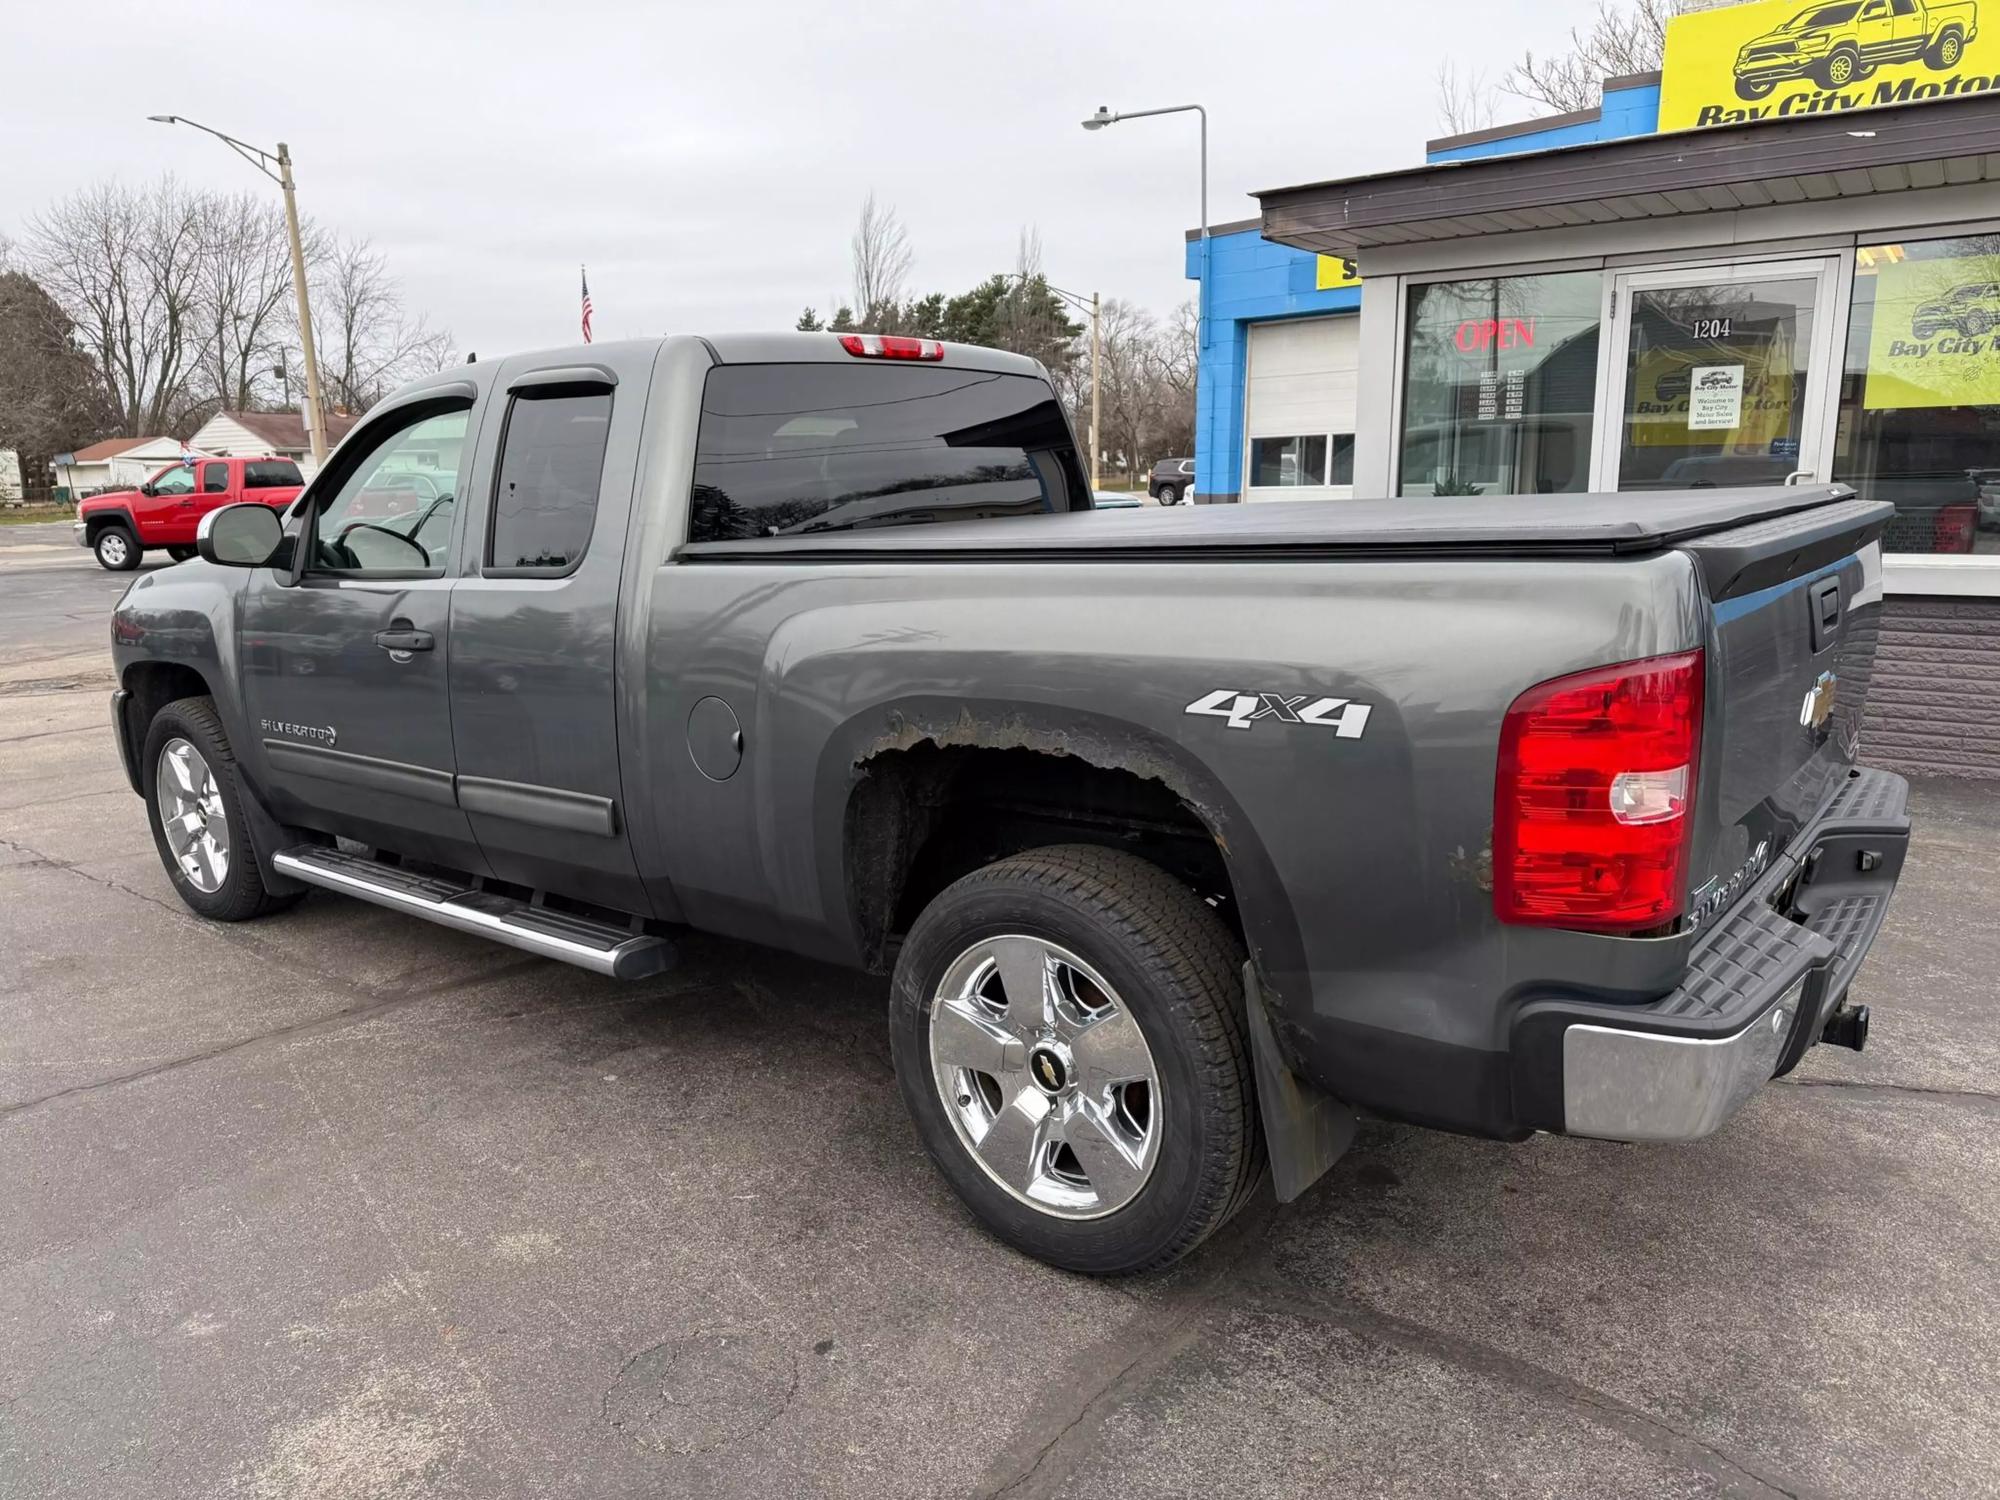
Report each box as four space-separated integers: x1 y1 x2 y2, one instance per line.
1258 93 2000 258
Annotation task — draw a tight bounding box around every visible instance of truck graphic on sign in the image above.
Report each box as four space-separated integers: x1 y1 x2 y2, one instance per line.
1732 0 1977 98
1909 281 2000 339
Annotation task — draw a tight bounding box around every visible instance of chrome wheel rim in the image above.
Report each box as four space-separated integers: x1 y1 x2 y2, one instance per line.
99 532 129 565
928 935 1161 1220
156 737 230 893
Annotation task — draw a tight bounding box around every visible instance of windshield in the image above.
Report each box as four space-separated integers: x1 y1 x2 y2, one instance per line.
1782 3 1860 28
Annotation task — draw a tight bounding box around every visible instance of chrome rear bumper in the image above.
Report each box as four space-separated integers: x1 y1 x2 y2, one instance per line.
1563 978 1804 1142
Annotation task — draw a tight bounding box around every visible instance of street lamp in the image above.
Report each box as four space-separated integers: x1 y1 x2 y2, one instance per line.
1082 103 1208 501
1007 272 1103 494
148 115 329 467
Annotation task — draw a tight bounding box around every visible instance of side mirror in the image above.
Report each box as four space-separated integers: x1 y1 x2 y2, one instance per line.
139 482 157 496
197 502 283 568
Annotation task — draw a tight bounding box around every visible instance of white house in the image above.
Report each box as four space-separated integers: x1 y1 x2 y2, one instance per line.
51 436 184 498
186 410 359 482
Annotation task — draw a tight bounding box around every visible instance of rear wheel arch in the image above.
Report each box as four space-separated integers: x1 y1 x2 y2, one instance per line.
827 703 1307 994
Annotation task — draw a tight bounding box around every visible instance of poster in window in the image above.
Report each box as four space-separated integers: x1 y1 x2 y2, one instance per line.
1863 251 2000 411
1687 365 1746 430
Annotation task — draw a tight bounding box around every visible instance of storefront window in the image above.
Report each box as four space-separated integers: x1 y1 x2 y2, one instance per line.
1250 434 1329 487
1399 272 1600 496
1836 235 2000 556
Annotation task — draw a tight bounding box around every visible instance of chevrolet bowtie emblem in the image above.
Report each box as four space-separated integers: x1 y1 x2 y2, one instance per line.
1800 671 1838 731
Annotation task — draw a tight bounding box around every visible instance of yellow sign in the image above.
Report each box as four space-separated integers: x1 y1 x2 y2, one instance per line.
1863 250 2000 408
1661 0 1997 131
1629 340 1797 450
1315 255 1362 291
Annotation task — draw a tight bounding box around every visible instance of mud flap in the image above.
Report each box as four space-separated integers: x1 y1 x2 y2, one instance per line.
1244 962 1357 1202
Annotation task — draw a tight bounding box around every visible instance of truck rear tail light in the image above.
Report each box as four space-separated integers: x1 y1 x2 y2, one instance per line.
837 334 944 361
1493 650 1704 933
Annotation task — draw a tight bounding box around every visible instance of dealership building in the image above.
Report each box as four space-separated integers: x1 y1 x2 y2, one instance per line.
1184 0 2000 778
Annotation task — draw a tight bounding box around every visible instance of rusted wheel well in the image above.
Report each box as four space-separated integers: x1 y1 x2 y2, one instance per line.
844 743 1241 972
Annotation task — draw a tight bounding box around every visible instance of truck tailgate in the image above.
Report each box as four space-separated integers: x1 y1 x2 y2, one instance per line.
1675 495 1894 930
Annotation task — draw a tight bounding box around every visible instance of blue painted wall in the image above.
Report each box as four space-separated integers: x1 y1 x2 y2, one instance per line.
1186 78 1662 500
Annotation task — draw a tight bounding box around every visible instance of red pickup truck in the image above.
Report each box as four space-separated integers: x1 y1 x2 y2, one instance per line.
75 455 305 571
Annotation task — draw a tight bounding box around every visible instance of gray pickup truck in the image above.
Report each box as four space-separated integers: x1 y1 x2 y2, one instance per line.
106 332 1910 1274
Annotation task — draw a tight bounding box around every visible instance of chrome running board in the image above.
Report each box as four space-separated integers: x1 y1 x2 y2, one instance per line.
272 845 675 980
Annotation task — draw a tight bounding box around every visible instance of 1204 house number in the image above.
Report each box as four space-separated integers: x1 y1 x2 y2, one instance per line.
1689 317 1733 340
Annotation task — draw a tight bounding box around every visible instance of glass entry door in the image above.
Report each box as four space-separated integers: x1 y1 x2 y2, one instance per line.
1596 259 1844 491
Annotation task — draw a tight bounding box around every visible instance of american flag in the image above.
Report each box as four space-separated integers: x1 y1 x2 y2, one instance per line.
580 267 594 344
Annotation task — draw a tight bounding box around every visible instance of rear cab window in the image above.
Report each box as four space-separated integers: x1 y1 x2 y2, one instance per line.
244 460 303 489
688 363 1086 543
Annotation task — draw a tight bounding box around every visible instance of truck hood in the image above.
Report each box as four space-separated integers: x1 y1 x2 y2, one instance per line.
77 488 142 514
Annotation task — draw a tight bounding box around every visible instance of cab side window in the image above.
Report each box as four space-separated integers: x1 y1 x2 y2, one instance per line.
202 462 229 494
486 390 612 576
152 466 195 496
310 406 469 577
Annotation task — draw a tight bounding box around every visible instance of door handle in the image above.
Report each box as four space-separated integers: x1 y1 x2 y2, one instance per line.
372 627 435 653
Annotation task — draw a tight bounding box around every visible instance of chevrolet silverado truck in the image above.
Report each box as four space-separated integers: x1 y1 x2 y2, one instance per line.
76 454 304 571
1734 0 1978 98
104 332 1911 1275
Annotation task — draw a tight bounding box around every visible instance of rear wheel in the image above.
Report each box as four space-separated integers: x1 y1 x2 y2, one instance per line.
93 526 140 572
1156 483 1183 505
889 845 1261 1275
166 544 197 562
1734 74 1776 100
1930 28 1964 67
142 696 301 921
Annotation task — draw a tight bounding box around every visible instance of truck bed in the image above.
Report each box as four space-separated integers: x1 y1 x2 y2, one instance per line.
676 483 1863 564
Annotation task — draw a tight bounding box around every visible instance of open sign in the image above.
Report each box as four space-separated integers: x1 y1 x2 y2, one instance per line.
1453 318 1537 353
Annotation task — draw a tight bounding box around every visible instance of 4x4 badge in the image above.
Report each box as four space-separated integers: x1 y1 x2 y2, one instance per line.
1184 689 1372 738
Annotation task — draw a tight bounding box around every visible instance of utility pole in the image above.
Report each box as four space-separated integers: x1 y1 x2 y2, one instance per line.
277 144 329 467
1089 291 1102 493
148 116 330 466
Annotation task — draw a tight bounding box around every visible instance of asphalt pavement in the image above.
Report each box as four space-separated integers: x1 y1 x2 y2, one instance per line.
2 523 1995 1499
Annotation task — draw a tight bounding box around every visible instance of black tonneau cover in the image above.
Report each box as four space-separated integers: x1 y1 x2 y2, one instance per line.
677 484 1864 563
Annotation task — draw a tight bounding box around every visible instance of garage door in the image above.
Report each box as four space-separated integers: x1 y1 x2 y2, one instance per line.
1243 316 1359 502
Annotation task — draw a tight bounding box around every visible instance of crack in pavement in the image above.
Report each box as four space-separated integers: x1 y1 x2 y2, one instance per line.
1777 1076 2000 1111
973 1202 1278 1499
974 1205 1825 1500
1235 1273 1822 1500
0 830 557 1119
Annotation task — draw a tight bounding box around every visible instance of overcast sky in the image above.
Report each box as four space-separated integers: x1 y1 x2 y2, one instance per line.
8 0 1589 355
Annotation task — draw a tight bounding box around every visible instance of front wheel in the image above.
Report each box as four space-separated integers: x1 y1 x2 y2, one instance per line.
889 845 1262 1275
1816 47 1859 88
142 695 301 921
93 526 140 572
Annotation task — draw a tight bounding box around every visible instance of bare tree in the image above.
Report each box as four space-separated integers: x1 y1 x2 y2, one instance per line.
307 237 455 412
0 266 115 462
1503 0 1687 114
194 191 317 416
850 192 914 330
29 179 207 435
1436 60 1499 136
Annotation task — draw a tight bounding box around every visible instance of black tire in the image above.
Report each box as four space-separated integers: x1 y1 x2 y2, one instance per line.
166 544 197 562
1929 28 1964 68
1734 74 1776 100
1156 483 1184 505
1966 310 1993 338
1816 47 1859 88
94 525 141 571
142 695 301 921
889 844 1262 1275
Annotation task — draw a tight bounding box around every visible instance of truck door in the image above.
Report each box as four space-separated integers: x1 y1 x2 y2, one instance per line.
446 351 651 914
184 460 233 543
1855 0 1896 55
134 463 197 538
238 389 489 873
